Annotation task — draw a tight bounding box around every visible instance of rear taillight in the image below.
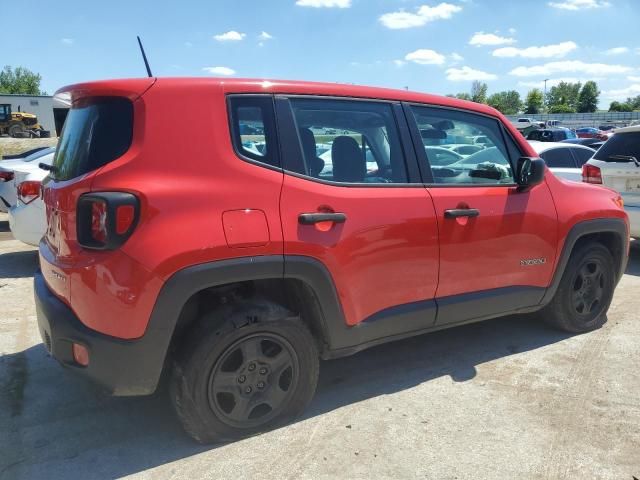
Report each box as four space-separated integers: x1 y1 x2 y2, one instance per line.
0 170 14 182
77 192 139 250
582 164 602 184
17 181 41 204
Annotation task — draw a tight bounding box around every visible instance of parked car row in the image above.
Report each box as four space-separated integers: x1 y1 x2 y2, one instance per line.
529 125 640 238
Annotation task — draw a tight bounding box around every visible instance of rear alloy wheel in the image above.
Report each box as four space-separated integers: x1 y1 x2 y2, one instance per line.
541 242 615 333
208 333 299 429
171 305 319 443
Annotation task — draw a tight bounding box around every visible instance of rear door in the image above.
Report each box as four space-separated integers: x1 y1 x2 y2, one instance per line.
405 103 558 325
277 96 440 329
592 131 640 208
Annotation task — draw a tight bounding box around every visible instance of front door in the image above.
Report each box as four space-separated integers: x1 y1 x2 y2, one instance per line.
277 96 439 329
405 103 558 324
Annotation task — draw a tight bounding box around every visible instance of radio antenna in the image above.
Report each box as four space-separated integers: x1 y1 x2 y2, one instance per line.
137 36 153 77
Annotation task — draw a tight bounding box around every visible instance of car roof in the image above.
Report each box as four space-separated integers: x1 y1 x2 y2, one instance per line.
527 141 594 153
55 77 504 119
612 125 640 134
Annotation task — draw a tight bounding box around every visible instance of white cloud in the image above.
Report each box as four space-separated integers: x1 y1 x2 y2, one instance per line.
184 41 193 48
602 84 640 100
446 66 497 81
469 32 515 47
379 3 462 29
296 0 351 7
449 52 464 64
509 60 632 77
202 66 236 76
405 49 446 65
627 76 640 82
259 31 273 40
61 38 74 45
604 46 629 55
548 0 610 10
508 27 517 34
493 41 577 59
394 59 407 67
214 31 246 41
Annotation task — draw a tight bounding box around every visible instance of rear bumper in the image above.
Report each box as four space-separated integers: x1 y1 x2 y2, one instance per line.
625 205 640 238
34 271 167 396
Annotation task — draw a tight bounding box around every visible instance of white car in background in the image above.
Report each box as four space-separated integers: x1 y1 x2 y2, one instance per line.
0 147 55 212
7 151 54 246
528 141 595 182
582 125 640 238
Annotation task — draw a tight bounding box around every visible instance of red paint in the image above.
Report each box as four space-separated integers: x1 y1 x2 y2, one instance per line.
39 77 628 341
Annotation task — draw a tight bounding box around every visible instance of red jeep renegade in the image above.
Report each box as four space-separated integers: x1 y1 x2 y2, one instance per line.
36 77 628 443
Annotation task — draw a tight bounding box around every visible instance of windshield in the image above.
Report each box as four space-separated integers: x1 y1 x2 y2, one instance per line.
52 97 133 181
594 132 640 162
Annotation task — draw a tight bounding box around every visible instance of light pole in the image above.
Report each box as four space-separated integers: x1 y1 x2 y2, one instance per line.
543 78 549 114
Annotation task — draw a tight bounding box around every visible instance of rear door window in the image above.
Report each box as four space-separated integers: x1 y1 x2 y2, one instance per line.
283 98 409 184
540 148 576 168
570 148 593 166
52 97 133 181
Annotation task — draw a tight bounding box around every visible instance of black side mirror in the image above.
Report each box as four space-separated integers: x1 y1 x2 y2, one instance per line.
516 157 545 191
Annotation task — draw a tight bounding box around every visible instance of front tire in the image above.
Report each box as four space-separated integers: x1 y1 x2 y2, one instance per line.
541 242 615 333
171 303 319 443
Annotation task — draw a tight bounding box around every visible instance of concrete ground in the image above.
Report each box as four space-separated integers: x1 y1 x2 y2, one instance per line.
0 211 638 480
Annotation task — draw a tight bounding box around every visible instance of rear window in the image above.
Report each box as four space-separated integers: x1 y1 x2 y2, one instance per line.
594 132 640 162
52 97 133 181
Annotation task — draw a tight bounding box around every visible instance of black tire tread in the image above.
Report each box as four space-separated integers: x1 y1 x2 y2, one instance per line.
540 241 614 333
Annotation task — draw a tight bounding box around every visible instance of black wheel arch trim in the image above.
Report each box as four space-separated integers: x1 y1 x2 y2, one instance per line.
539 217 628 306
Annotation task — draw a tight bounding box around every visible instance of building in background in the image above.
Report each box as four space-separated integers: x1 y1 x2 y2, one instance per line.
0 93 68 136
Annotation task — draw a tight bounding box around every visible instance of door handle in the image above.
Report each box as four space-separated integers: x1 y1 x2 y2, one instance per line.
298 212 347 225
444 208 480 219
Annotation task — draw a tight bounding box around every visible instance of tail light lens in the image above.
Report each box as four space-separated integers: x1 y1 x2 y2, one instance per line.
0 170 14 182
77 192 139 250
17 181 41 204
582 164 602 184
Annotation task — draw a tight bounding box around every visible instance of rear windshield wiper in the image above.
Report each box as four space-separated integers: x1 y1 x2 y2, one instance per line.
607 155 640 167
39 163 58 174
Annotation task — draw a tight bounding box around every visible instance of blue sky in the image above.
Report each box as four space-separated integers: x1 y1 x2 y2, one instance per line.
5 0 639 107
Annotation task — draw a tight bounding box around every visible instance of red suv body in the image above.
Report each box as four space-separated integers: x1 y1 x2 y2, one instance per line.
36 78 629 442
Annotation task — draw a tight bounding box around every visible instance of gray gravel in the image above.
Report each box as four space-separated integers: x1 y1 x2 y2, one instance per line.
1 211 639 480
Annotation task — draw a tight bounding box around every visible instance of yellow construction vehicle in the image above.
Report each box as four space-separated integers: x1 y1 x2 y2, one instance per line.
0 103 46 137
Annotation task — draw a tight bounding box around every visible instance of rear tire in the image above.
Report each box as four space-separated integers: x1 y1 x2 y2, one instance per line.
171 302 319 444
540 242 615 333
8 123 24 138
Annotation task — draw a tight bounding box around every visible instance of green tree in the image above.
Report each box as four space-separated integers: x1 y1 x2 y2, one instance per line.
0 66 42 95
524 89 544 114
487 90 522 114
547 81 581 110
625 95 640 110
609 101 633 112
470 81 488 104
549 104 576 114
453 92 472 101
577 81 600 113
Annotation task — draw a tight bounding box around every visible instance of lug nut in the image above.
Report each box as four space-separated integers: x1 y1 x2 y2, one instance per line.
248 363 256 371
259 368 267 375
238 375 246 383
257 381 265 389
245 386 252 394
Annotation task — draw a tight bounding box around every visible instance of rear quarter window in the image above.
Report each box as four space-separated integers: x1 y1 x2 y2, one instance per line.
52 97 133 181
